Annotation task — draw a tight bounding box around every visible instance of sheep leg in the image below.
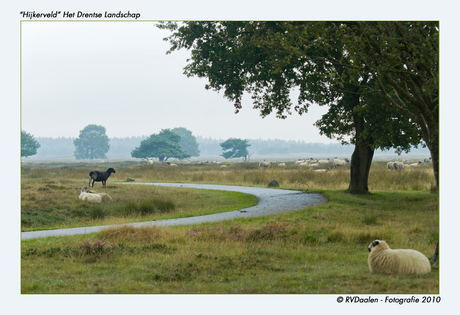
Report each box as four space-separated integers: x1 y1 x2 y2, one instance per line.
89 176 93 188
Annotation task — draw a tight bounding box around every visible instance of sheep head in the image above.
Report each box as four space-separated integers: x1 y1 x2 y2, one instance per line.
368 240 390 252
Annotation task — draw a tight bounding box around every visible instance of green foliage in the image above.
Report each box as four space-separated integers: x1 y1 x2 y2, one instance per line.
21 130 41 158
171 127 200 157
131 129 191 161
220 138 251 161
158 21 438 192
73 124 110 160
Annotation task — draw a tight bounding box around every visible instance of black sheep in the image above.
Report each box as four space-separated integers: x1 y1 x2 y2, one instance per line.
89 168 116 188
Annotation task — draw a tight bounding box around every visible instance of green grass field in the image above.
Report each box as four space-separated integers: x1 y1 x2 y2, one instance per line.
20 160 439 294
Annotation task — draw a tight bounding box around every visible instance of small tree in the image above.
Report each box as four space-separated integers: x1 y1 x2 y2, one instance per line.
171 127 200 157
220 138 251 162
131 129 191 161
73 124 110 160
21 130 41 158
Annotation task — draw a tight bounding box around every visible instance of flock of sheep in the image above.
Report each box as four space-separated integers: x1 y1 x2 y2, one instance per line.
76 162 437 275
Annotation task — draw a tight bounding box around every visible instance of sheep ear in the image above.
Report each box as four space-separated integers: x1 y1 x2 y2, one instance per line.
373 240 380 246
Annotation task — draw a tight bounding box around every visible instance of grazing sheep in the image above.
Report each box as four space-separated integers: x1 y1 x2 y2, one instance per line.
367 240 431 275
89 168 116 188
333 158 349 168
387 161 405 170
80 186 113 202
258 161 272 169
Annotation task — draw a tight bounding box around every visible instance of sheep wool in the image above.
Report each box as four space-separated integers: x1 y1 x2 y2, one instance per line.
367 240 431 275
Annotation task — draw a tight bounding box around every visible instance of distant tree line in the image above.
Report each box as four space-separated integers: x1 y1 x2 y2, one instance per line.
30 134 428 158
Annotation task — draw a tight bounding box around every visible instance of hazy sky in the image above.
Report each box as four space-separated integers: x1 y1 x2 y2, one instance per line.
21 21 335 142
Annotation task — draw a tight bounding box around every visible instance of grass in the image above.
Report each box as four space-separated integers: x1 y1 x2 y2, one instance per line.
20 160 439 294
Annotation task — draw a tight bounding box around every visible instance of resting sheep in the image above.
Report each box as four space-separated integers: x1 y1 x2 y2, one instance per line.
409 161 422 167
78 186 113 203
367 240 431 275
89 168 116 188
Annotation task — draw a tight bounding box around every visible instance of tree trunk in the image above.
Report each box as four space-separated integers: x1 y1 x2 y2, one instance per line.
348 141 374 194
346 88 374 194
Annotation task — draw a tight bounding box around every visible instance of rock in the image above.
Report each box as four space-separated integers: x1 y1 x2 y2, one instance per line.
268 180 279 187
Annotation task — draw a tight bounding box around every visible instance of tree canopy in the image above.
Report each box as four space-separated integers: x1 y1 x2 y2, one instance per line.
220 138 251 161
171 127 200 157
21 130 41 158
158 21 438 193
73 124 110 160
131 129 191 161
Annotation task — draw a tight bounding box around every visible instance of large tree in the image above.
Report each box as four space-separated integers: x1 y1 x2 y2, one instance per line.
131 129 191 161
73 124 110 160
339 22 439 192
220 138 251 161
158 21 432 193
171 127 200 157
21 130 41 158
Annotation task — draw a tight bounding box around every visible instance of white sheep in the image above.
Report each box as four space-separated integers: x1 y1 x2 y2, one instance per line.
318 158 330 164
387 161 405 170
298 162 310 167
79 187 102 203
278 162 286 167
79 186 113 202
367 240 431 275
333 158 349 168
147 158 154 165
295 159 307 164
409 161 422 167
220 165 227 168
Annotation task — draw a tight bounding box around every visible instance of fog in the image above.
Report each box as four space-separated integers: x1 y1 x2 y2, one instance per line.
21 22 335 143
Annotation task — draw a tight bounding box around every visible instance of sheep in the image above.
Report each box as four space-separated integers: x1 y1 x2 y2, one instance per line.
147 158 154 165
333 158 349 168
258 161 272 169
387 161 405 170
79 187 102 203
220 165 227 168
409 161 422 167
89 168 116 188
298 162 310 167
80 186 113 202
278 162 286 167
318 158 330 164
367 240 431 275
295 159 307 164
314 168 330 172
